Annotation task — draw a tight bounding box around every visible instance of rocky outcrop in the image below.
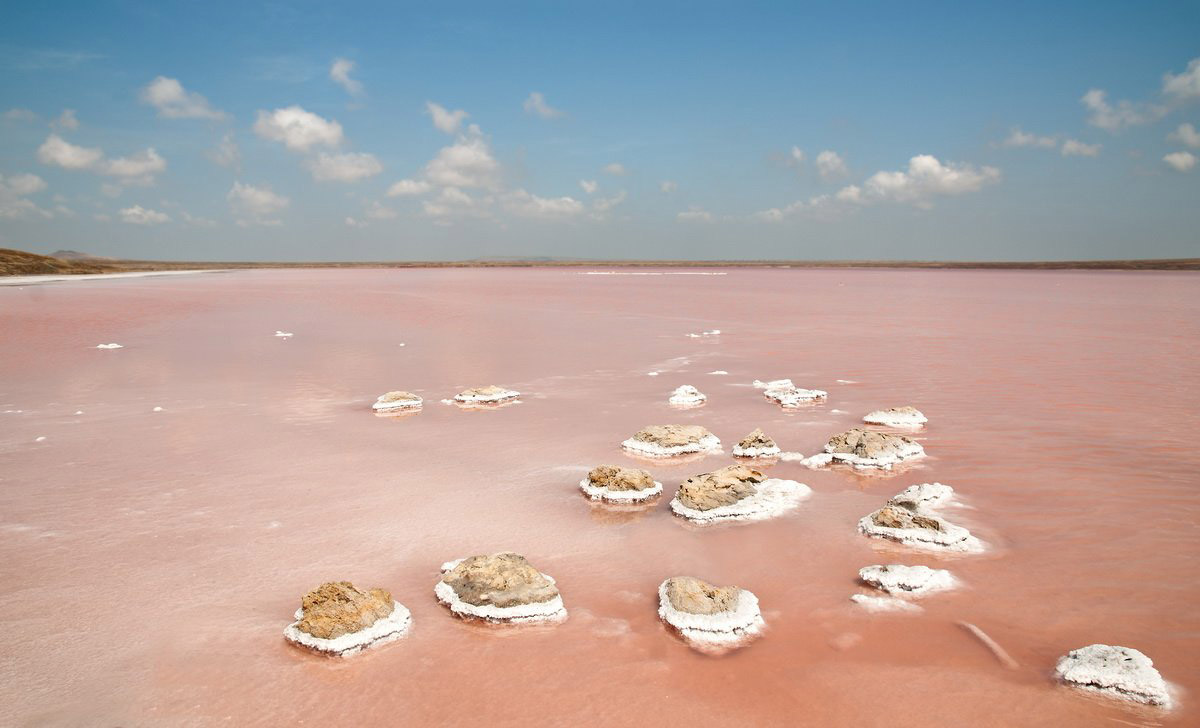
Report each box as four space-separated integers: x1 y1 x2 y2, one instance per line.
668 385 706 407
579 464 662 503
822 428 925 468
863 406 927 427
435 552 567 623
453 385 520 405
858 564 957 596
1055 644 1172 708
670 464 810 523
761 380 827 407
283 581 412 657
372 390 423 412
858 483 982 552
657 576 764 653
732 428 780 458
622 424 721 457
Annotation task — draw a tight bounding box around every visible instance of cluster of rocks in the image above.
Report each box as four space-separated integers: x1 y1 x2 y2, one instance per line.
669 464 810 524
579 465 662 503
804 428 925 470
621 424 721 457
731 428 780 458
754 378 828 407
667 384 706 407
435 552 567 624
862 405 927 427
858 483 982 552
657 576 764 653
372 390 423 412
283 581 412 657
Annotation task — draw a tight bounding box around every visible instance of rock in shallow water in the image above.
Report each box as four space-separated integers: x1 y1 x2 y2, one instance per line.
823 428 925 469
862 406 927 427
670 464 810 523
372 390 423 411
732 428 780 458
622 424 721 457
435 552 567 623
668 385 706 407
858 564 957 596
858 483 982 552
1055 644 1172 708
453 385 520 405
283 581 411 657
579 465 662 503
657 576 764 652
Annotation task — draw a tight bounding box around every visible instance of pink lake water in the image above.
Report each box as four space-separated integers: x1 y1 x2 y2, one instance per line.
1 267 1197 727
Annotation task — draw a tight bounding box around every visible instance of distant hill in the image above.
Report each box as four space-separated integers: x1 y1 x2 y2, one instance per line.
0 248 118 276
51 249 114 261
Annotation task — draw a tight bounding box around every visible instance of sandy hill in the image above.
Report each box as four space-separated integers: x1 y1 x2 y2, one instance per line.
0 248 119 276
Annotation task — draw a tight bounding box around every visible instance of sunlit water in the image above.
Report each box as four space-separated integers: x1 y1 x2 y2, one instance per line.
1 268 1197 727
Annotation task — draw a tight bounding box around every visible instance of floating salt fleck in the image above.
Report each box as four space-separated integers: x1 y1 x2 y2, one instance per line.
850 594 922 613
74 410 83 415
836 379 858 384
153 407 163 412
274 331 293 338
95 343 123 349
708 370 729 375
647 371 660 376
35 436 46 442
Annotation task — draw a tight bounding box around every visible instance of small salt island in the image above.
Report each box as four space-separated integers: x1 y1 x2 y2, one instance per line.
858 483 982 552
805 428 924 469
670 464 809 523
453 385 520 406
852 564 957 610
622 424 721 457
372 390 423 412
1055 644 1172 708
579 464 662 503
755 378 827 407
282 581 412 657
863 406 928 427
435 552 567 624
732 428 780 458
667 384 706 407
657 576 764 653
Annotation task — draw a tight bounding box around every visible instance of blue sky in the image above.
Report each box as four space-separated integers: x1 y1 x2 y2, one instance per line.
1 1 1197 261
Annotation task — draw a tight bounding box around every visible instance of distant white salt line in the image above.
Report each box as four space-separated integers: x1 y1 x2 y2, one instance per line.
1 269 222 287
274 331 293 338
837 379 859 384
95 343 123 349
581 271 728 276
708 370 728 375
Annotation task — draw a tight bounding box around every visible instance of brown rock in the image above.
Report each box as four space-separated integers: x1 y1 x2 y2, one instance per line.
378 390 419 403
296 581 395 640
587 465 655 492
826 428 917 458
441 552 559 608
676 464 765 511
632 424 714 447
737 428 776 449
665 576 741 615
458 385 514 398
871 505 943 532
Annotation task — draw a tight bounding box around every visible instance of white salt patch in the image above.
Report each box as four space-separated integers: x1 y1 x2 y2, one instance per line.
890 483 955 510
657 580 764 652
837 379 859 384
434 564 567 624
579 478 663 504
858 564 958 596
95 343 123 349
731 444 781 458
685 329 721 338
708 370 728 375
850 594 923 613
372 393 423 411
668 385 706 407
799 453 834 468
283 601 412 657
831 409 847 414
764 385 828 407
863 407 928 427
152 406 163 412
274 331 293 338
34 436 46 442
74 411 83 415
440 399 455 405
647 371 660 376
1055 644 1173 708
454 388 520 405
779 451 808 462
670 478 810 523
752 378 794 389
621 433 721 458
398 342 406 347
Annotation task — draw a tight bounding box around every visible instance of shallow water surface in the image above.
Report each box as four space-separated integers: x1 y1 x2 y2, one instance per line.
0 268 1197 726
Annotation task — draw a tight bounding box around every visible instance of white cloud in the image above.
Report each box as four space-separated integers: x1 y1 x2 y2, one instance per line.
209 132 240 168
1081 89 1166 132
100 148 166 182
330 58 364 97
788 146 805 166
180 211 217 227
1162 57 1200 101
603 162 627 176
0 172 51 219
505 189 584 219
660 180 677 193
1169 123 1200 149
344 216 367 228
1060 139 1101 157
815 150 848 180
835 185 863 204
1163 151 1196 172
365 201 397 219
589 189 626 219
862 154 1000 207
422 186 486 219
140 76 226 120
1002 128 1057 148
2 108 37 122
228 182 289 224
425 101 468 134
424 127 500 188
37 134 103 169
677 206 715 223
51 109 79 130
119 204 170 225
387 178 432 197
523 92 564 119
579 179 598 195
253 106 343 151
306 151 383 182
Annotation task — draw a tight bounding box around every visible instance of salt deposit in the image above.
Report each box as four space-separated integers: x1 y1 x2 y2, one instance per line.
1055 644 1172 708
622 424 721 457
858 483 983 552
273 331 293 338
372 390 423 412
283 581 411 657
95 343 123 349
668 385 706 407
435 553 567 624
821 428 925 469
763 383 828 407
657 576 764 652
453 385 520 406
670 464 809 523
849 594 923 613
579 465 662 503
863 406 928 427
858 564 957 596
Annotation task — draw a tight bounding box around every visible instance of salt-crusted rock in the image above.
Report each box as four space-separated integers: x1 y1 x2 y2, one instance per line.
763 382 828 407
823 428 924 469
283 581 411 657
372 390 423 412
453 385 520 405
858 564 957 596
732 428 780 458
435 552 567 623
850 594 923 613
579 465 663 503
622 424 721 457
657 577 764 652
668 385 706 407
671 464 810 523
863 406 928 427
1055 644 1172 708
858 483 982 552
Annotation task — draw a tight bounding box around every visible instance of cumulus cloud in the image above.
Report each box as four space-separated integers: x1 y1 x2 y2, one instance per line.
523 92 564 119
51 109 79 130
579 179 598 195
306 151 383 182
37 134 103 169
421 186 486 219
602 162 627 176
1163 151 1196 172
425 126 500 189
426 101 468 134
1060 139 1101 157
365 201 397 219
3 108 37 122
1169 123 1200 149
180 211 217 227
228 181 289 225
1162 57 1200 101
344 216 367 228
119 204 170 225
677 206 714 223
387 178 432 197
787 146 805 167
38 135 165 184
589 189 626 219
140 76 226 120
815 150 848 181
253 106 343 151
860 155 1000 207
1002 128 1057 148
101 148 167 182
505 188 584 219
1081 89 1166 132
0 172 51 219
330 58 364 97
660 180 677 193
208 132 240 168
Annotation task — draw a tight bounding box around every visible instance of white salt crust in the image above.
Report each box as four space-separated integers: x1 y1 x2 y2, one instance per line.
752 379 793 389
95 343 123 349
863 408 928 427
578 478 663 503
708 370 729 375
850 594 923 613
858 484 984 553
1055 644 1172 708
283 601 412 657
890 483 955 510
657 580 764 650
858 564 958 596
763 386 828 407
685 329 721 338
668 385 707 407
731 444 782 458
621 433 722 458
822 440 926 469
670 478 811 523
435 560 568 624
274 331 293 338
372 395 423 411
453 388 520 405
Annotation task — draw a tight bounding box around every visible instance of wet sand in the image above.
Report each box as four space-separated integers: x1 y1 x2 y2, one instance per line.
0 267 1197 726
